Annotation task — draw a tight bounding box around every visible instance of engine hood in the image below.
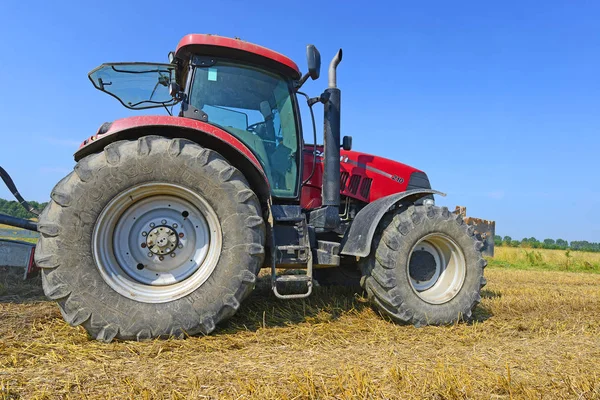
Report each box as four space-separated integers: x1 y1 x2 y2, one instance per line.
301 147 432 209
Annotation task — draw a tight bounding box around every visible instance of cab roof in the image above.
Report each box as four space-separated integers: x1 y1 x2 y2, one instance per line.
175 34 301 80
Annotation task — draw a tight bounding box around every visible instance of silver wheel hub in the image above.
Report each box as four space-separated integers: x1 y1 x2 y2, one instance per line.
407 233 466 304
147 225 178 255
93 182 222 303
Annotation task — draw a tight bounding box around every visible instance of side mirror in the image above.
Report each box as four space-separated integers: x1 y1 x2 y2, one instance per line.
342 135 352 151
306 44 321 80
168 51 176 64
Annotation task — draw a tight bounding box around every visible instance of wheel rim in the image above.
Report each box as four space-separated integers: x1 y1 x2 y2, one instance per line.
93 182 222 303
407 233 466 304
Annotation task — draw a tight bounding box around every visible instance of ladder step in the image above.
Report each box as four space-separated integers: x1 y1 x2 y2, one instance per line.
275 274 311 283
276 245 306 251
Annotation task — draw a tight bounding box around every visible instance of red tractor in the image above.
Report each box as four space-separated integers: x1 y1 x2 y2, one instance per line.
0 34 490 342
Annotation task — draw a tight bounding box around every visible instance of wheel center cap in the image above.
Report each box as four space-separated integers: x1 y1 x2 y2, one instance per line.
409 250 438 282
146 226 178 255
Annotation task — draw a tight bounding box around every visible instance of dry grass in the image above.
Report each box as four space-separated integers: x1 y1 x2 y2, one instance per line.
1 264 600 399
494 246 600 273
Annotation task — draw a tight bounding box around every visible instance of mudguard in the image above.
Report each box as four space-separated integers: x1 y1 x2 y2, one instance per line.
340 189 445 258
74 116 271 205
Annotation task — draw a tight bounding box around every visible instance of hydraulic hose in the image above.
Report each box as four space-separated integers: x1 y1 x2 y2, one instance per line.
297 92 318 186
0 166 40 216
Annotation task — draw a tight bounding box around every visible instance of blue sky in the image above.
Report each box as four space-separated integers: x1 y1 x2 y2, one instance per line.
0 1 598 242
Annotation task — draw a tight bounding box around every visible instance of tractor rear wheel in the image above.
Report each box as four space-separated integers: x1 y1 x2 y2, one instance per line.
360 205 486 326
35 136 265 341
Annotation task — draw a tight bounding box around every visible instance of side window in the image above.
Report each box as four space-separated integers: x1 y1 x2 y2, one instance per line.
201 105 248 130
189 61 299 198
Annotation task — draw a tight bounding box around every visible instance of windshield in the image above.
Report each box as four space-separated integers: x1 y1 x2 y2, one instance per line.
189 60 299 198
88 63 178 109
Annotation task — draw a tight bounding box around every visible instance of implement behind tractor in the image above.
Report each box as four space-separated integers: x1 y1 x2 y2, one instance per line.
0 34 493 342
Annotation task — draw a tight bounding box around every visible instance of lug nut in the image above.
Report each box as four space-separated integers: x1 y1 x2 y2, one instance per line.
161 219 167 225
147 252 153 257
179 232 184 238
170 253 176 258
159 256 164 261
172 223 178 229
150 223 155 228
142 231 147 237
141 243 147 248
178 243 183 249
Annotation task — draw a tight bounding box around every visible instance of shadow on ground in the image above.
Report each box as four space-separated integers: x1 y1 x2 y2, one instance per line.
0 266 45 304
0 267 493 334
216 275 370 334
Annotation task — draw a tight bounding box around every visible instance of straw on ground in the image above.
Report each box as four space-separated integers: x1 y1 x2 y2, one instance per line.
1 255 599 399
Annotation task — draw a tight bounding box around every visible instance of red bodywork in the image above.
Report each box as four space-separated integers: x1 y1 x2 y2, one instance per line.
78 116 268 187
175 34 301 79
300 146 423 209
81 34 426 209
79 119 423 209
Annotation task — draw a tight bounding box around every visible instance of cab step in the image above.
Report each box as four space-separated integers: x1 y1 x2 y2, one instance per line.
275 274 312 283
270 206 313 299
272 266 313 300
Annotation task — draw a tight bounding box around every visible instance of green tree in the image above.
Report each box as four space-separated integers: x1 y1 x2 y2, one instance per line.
0 198 47 219
494 235 503 246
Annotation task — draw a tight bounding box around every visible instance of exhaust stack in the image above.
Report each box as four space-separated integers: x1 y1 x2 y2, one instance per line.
328 49 343 89
309 49 343 230
322 49 343 209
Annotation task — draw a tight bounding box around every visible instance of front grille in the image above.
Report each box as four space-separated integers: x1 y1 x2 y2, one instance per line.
407 171 433 205
348 175 361 194
340 171 350 191
359 178 372 199
406 171 431 190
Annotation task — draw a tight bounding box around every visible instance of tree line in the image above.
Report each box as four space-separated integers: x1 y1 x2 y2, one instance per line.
4 197 600 253
494 236 600 253
0 198 47 220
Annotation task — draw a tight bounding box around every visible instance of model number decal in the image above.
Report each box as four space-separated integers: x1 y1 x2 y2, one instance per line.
391 175 404 184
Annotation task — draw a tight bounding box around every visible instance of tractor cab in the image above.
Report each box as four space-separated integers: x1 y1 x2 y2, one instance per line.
89 34 305 199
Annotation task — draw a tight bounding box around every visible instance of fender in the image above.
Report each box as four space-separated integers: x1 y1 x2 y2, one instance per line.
340 189 446 258
74 115 271 205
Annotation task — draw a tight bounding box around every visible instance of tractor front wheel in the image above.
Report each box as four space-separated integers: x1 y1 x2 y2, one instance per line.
35 136 265 341
360 205 486 325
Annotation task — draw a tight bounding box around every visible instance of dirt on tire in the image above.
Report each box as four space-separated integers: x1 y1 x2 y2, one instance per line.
35 136 265 342
360 204 486 325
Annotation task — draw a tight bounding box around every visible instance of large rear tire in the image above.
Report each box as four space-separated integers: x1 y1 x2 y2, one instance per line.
360 205 486 326
35 136 265 341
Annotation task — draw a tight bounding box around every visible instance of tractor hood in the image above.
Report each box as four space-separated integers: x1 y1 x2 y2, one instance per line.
301 147 431 209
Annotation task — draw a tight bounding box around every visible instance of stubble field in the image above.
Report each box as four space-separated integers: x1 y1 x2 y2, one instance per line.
1 248 599 399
